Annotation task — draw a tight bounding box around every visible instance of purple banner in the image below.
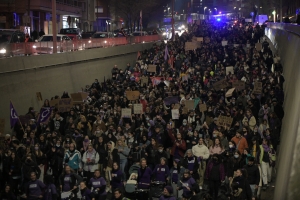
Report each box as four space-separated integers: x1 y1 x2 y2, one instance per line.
38 107 52 124
164 96 180 105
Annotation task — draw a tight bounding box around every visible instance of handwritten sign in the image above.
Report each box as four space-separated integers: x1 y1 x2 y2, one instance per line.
255 43 262 51
217 115 233 127
121 108 132 118
185 42 197 51
221 41 228 46
148 65 156 73
50 99 60 107
253 82 262 94
185 100 195 110
196 37 203 42
171 109 179 119
213 79 229 91
0 119 5 134
36 92 43 101
58 98 73 113
140 77 148 85
133 104 143 114
225 88 235 98
126 91 140 101
226 66 234 75
232 81 245 91
71 92 89 104
199 104 207 112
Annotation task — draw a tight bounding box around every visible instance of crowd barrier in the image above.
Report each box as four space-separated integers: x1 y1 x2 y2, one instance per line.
6 35 162 56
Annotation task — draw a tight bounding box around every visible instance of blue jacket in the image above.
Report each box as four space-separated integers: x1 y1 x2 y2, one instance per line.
63 150 82 170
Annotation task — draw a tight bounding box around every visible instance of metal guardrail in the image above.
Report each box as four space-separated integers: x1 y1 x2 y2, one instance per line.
1 35 162 57
267 22 300 37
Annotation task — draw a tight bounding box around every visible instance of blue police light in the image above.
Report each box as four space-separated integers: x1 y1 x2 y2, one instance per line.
217 18 221 21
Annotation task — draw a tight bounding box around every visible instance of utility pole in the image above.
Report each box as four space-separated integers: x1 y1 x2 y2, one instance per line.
171 0 175 41
52 0 57 53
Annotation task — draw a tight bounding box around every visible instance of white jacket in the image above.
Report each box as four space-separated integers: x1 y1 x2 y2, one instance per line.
192 144 210 159
82 150 99 172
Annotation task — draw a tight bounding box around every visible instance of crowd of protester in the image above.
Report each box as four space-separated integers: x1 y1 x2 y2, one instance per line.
0 19 284 200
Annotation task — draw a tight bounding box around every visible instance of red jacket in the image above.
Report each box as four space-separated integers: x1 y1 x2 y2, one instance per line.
168 129 186 158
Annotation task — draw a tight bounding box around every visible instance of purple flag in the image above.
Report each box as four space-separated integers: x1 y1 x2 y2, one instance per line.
164 45 169 61
38 107 52 124
10 101 18 128
164 96 180 105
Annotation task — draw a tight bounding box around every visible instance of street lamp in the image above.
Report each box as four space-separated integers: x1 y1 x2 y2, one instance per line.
204 7 207 14
168 7 170 15
272 10 276 22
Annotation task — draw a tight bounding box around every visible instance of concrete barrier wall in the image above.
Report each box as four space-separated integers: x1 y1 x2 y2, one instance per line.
265 25 300 200
0 42 155 134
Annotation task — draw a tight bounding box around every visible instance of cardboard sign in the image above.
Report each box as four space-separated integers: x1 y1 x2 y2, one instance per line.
232 81 245 91
121 108 131 118
148 65 156 73
185 42 197 51
206 117 214 125
171 109 179 119
217 115 233 127
197 37 203 42
140 77 148 86
0 118 5 134
253 82 262 94
57 98 73 113
50 99 60 107
225 88 235 97
182 107 188 114
221 41 228 46
71 92 89 104
213 79 228 91
255 43 262 51
199 104 207 112
36 92 43 101
185 100 195 110
226 66 234 75
126 91 140 100
133 104 143 114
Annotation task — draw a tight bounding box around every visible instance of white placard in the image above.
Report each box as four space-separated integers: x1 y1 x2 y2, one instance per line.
172 109 179 119
121 108 132 118
133 104 143 114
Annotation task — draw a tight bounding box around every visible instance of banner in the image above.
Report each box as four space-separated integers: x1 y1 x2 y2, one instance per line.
10 101 19 128
126 91 140 100
57 98 73 113
122 108 132 118
133 104 143 114
232 80 245 91
38 107 52 123
164 96 180 105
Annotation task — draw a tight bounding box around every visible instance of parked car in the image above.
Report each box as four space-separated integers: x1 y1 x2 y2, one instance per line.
59 28 81 40
91 32 114 38
0 29 26 57
32 34 73 53
131 31 148 36
81 31 96 39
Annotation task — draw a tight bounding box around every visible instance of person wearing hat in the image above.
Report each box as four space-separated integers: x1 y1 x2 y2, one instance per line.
169 159 185 199
231 129 248 154
243 156 260 198
159 186 176 200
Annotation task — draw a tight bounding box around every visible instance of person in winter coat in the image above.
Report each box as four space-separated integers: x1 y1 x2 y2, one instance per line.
110 162 124 192
145 137 159 170
152 157 170 182
7 152 22 193
44 175 57 200
59 165 83 197
88 169 107 200
168 130 187 160
232 169 253 200
82 144 100 182
182 149 199 181
159 186 176 200
104 141 120 191
169 159 185 199
79 181 95 200
242 109 256 131
243 157 260 198
178 169 197 200
63 143 82 172
115 139 130 180
21 155 41 192
205 154 225 199
47 140 64 185
24 172 46 200
231 129 249 154
154 144 169 165
137 158 152 189
0 185 17 200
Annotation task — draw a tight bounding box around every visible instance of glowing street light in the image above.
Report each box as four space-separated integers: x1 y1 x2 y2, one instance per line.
204 7 207 14
272 10 276 22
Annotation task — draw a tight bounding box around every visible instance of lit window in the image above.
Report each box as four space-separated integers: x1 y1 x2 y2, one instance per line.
95 7 103 13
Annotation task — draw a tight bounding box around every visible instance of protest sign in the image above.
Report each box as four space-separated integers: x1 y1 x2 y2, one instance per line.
140 77 148 85
182 107 189 114
71 92 88 104
57 98 73 113
226 66 234 75
225 88 235 97
255 43 262 51
121 108 132 118
50 99 60 107
217 115 233 127
185 100 195 110
36 92 43 101
126 91 140 100
206 117 214 125
221 41 228 46
213 79 228 91
133 104 143 114
148 65 156 73
232 80 245 91
171 109 179 119
253 82 262 94
0 119 5 134
197 37 203 42
199 104 207 112
185 42 197 51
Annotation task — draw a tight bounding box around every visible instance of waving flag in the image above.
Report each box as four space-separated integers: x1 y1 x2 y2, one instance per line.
38 107 52 124
10 101 19 128
164 45 169 61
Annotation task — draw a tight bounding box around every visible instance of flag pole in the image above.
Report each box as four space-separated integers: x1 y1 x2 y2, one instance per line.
10 100 26 135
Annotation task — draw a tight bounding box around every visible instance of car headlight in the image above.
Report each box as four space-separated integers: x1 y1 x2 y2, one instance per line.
32 45 37 49
163 32 166 35
181 25 185 29
88 40 91 43
0 48 6 54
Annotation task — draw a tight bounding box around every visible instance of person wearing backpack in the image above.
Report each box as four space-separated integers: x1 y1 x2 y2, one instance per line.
82 144 100 182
